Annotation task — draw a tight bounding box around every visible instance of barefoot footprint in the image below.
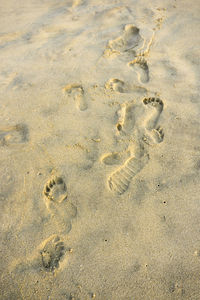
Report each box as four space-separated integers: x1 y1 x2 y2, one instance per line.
142 97 164 145
43 176 77 233
101 150 130 166
108 24 143 53
44 176 68 203
11 235 67 273
40 235 65 272
63 83 88 111
115 102 136 136
0 123 28 146
128 57 149 83
105 78 147 94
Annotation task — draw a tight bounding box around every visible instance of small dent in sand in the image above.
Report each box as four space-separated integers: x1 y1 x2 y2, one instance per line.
63 83 88 111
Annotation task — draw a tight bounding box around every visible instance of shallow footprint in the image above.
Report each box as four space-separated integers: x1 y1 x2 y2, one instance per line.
105 78 147 94
11 235 67 273
0 124 28 146
143 126 164 145
108 153 149 195
63 83 88 111
43 176 77 233
101 151 130 165
40 235 66 272
108 24 143 53
115 102 136 136
128 57 149 83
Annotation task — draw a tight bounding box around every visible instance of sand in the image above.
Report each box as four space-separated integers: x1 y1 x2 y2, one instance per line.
0 0 200 299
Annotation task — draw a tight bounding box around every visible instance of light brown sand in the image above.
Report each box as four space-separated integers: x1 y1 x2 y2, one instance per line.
0 0 200 299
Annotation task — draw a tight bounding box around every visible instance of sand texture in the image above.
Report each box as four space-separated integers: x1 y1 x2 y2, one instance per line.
1 0 200 299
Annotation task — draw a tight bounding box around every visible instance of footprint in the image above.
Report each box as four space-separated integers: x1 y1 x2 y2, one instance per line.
40 235 66 272
0 124 28 146
43 176 77 233
105 78 126 93
143 97 164 129
105 78 147 94
115 102 136 135
142 97 164 144
108 153 149 195
128 57 149 83
101 151 130 166
143 126 164 145
11 235 67 273
44 176 68 203
108 24 143 53
63 83 88 111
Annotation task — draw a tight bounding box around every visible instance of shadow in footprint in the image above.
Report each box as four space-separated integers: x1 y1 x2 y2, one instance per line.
108 153 149 195
43 176 77 234
142 97 164 145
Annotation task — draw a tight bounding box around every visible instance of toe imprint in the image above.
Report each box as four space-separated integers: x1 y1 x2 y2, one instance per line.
44 176 67 203
143 97 163 110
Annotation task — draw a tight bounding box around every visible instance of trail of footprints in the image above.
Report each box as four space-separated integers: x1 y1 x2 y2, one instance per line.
10 23 164 275
105 24 151 84
13 175 76 273
103 97 164 195
40 176 77 272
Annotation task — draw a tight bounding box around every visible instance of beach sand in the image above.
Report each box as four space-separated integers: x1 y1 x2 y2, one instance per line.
0 0 200 299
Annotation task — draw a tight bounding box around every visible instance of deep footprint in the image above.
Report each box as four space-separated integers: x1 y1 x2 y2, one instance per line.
44 176 68 203
63 83 88 111
142 97 164 144
143 97 164 129
108 153 149 195
43 176 77 234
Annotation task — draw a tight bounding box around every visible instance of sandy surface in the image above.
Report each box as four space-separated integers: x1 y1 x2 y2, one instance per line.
0 0 200 299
